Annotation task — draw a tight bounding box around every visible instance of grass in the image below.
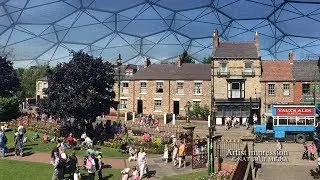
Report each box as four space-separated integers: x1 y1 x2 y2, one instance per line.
160 171 207 180
0 159 121 180
5 127 127 157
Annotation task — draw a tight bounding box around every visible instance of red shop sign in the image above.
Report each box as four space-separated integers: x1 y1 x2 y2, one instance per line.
276 107 314 116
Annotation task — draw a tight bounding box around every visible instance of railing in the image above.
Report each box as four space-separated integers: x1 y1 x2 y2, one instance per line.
217 70 230 78
215 139 244 159
231 143 249 180
242 69 255 77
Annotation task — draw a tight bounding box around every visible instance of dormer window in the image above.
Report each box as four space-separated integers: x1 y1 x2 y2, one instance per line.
125 70 133 76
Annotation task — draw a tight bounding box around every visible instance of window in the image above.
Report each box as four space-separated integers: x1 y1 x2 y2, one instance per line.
43 82 48 88
267 104 272 110
120 99 127 109
297 118 305 125
288 117 296 125
219 63 228 75
121 82 129 94
244 62 253 75
140 82 147 93
37 82 42 91
177 82 184 94
306 117 314 125
268 84 275 95
302 84 310 94
278 117 287 125
154 100 162 111
194 82 202 95
125 70 133 76
156 82 163 93
228 82 245 99
283 84 290 96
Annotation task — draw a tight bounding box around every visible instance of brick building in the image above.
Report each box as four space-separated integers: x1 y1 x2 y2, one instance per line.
212 30 262 125
128 56 211 116
292 59 320 107
260 52 295 123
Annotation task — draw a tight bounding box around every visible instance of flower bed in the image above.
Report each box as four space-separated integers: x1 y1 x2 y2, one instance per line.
103 134 166 154
9 117 59 135
197 170 234 180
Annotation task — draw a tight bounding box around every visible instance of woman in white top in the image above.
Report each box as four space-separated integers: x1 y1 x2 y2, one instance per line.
163 144 169 163
137 148 147 179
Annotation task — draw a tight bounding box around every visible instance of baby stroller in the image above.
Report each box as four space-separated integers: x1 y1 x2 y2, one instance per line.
14 133 24 156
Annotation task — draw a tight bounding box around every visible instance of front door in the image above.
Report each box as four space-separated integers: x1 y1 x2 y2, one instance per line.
173 101 179 115
137 100 143 115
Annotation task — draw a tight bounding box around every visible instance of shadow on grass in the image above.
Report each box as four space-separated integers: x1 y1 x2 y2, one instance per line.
24 143 38 147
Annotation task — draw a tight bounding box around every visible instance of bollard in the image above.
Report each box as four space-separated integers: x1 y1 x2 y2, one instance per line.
133 112 135 122
164 113 167 124
172 114 176 125
124 112 128 122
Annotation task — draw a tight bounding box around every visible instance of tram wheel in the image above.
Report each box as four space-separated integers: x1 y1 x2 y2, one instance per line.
254 135 263 143
295 134 306 143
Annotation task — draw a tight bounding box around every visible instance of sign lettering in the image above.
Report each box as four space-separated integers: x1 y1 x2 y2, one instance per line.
275 107 314 116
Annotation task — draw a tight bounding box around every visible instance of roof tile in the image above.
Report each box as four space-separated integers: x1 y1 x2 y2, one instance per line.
261 60 293 81
213 42 259 59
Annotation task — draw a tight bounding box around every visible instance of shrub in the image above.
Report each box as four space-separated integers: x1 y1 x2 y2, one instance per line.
189 104 210 120
0 96 20 121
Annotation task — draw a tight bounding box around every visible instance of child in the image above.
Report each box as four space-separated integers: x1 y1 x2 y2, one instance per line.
97 152 103 180
309 142 316 161
132 166 139 180
302 143 309 160
163 144 169 163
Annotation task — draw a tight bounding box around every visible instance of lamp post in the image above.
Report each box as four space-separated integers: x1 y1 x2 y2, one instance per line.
184 101 192 123
116 54 122 122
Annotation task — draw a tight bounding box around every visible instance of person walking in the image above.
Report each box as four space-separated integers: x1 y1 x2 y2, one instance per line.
276 140 283 160
85 153 96 180
309 142 316 161
0 130 7 157
138 148 147 179
163 144 169 163
302 142 309 160
51 152 63 180
177 141 185 168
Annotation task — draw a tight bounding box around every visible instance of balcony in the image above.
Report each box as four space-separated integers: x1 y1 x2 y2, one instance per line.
217 70 230 78
242 69 255 77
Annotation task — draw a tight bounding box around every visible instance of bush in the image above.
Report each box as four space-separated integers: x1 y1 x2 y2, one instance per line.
0 96 20 121
189 104 210 120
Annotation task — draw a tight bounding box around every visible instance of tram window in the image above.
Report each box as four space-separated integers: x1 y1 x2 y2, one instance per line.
288 118 296 125
306 118 314 125
297 118 305 125
279 118 287 125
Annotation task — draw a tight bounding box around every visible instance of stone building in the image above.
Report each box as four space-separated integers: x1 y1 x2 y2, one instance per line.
36 76 48 102
129 57 211 116
212 29 262 125
292 59 320 107
260 52 295 123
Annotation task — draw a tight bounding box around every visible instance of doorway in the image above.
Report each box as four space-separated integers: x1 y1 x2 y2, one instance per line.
173 101 179 115
137 100 143 115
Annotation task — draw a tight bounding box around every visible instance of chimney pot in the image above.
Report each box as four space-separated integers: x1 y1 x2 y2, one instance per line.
144 57 151 68
213 29 219 48
177 55 182 67
289 51 294 63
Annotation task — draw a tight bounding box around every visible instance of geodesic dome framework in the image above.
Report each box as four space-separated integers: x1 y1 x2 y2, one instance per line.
0 0 320 68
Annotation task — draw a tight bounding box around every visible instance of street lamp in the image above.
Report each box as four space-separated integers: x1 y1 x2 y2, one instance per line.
116 54 122 122
184 101 192 123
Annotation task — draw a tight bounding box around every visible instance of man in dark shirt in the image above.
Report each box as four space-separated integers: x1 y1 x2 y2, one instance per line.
51 143 60 162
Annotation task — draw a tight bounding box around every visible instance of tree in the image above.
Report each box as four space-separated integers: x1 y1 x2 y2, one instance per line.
40 51 116 127
180 50 195 63
0 56 21 121
0 56 20 97
17 65 50 99
203 56 212 64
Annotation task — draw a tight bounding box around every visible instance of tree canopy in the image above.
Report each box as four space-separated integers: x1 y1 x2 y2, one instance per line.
180 50 195 63
0 56 20 97
39 51 116 125
16 65 50 99
203 56 212 64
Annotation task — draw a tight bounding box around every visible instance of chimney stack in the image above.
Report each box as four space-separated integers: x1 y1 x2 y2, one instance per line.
177 55 182 67
254 31 259 46
144 57 151 68
213 29 219 48
289 51 294 64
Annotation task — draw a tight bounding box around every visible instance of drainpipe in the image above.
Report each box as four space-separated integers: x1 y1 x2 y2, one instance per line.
133 81 135 113
168 80 171 114
264 82 267 123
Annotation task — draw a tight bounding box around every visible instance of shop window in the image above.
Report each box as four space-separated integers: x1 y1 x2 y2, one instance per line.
268 84 275 95
302 84 310 94
278 117 287 125
283 84 290 96
154 100 162 112
156 82 163 93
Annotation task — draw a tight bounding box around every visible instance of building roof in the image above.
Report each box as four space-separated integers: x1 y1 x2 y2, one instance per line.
119 64 142 80
293 60 320 81
213 42 259 59
130 63 211 80
261 60 293 81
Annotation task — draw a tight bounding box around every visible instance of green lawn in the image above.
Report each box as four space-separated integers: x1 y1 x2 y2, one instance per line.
5 127 127 157
160 171 207 180
0 159 121 180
